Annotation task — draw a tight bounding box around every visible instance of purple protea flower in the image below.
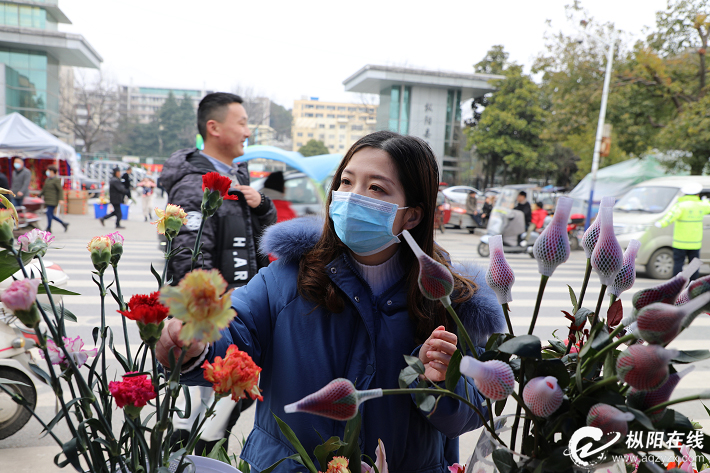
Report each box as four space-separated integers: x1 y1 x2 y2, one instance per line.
402 230 454 304
616 345 679 391
486 235 515 305
587 403 635 439
532 197 573 277
522 376 564 418
284 378 382 421
627 366 694 422
459 356 515 401
632 258 702 316
609 240 640 298
581 196 616 259
590 206 623 287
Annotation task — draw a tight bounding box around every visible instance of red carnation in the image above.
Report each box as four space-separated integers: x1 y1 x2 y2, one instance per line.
202 345 263 402
118 292 169 325
202 172 232 197
108 372 156 409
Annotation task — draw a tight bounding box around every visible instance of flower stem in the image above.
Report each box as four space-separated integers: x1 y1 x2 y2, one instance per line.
609 293 617 308
510 363 525 453
190 214 208 271
527 275 549 335
576 259 592 312
160 238 172 288
502 303 514 336
645 393 709 414
113 264 132 368
591 284 608 328
444 303 478 359
581 334 636 374
581 375 618 396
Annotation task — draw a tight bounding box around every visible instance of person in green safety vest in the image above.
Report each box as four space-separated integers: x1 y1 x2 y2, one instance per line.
655 182 710 279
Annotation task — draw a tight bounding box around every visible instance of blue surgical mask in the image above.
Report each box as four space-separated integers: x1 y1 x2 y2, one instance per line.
14 162 21 170
46 170 51 177
329 191 408 256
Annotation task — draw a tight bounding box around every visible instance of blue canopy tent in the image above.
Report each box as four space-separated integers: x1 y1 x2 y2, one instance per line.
234 145 343 183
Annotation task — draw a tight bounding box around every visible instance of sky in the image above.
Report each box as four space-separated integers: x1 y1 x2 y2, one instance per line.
60 0 670 108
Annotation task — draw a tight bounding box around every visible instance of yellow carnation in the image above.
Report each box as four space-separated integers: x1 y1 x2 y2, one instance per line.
160 269 234 344
153 204 188 239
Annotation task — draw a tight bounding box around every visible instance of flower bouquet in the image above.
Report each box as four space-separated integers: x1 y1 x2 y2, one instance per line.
269 196 710 473
0 175 262 473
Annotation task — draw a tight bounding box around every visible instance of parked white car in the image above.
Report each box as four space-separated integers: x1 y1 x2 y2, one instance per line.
442 186 483 205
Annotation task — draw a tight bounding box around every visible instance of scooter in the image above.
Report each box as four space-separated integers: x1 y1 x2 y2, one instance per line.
0 309 42 440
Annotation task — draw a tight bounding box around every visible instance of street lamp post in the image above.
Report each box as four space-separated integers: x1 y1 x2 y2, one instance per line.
585 32 616 229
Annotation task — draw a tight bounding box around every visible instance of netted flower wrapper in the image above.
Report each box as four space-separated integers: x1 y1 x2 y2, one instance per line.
532 196 573 277
632 258 702 316
586 403 635 439
284 378 382 421
459 356 515 401
676 274 710 311
616 345 679 391
486 235 515 305
402 230 455 305
590 206 623 287
609 239 640 297
522 376 564 418
627 366 694 422
581 196 616 259
635 292 710 345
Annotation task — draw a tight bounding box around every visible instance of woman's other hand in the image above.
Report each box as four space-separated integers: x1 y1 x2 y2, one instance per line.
156 318 206 367
418 325 458 383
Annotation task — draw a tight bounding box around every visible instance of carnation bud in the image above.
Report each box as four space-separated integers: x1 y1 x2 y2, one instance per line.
0 208 14 248
106 231 124 266
17 229 54 257
522 376 564 418
627 366 693 422
532 197 573 277
1 279 41 328
616 344 679 391
283 378 382 421
635 292 710 345
609 240 640 297
581 196 616 259
402 230 454 306
590 206 623 287
87 236 112 273
586 403 635 439
676 274 710 310
486 235 515 305
459 356 515 401
632 258 701 316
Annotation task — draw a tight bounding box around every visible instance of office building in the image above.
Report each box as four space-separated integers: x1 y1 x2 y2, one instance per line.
0 1 102 132
291 97 376 153
118 86 214 124
343 65 501 184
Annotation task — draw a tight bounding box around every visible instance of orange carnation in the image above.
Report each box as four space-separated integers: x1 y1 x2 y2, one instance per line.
202 345 263 402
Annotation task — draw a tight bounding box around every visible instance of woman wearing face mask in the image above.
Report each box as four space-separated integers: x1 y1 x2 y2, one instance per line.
156 131 504 473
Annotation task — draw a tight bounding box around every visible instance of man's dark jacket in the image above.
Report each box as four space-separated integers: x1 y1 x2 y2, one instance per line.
109 176 129 205
160 148 277 288
514 201 532 227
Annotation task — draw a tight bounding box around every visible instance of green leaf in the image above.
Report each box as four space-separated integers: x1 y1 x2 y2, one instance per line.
498 334 542 359
492 448 517 473
445 350 463 392
28 361 51 385
547 339 566 354
206 439 230 463
336 412 361 473
495 397 508 416
273 414 318 473
403 354 426 375
625 406 656 431
0 377 29 387
567 285 577 309
398 366 420 389
37 285 80 296
261 454 303 473
150 262 162 287
39 303 77 323
313 436 346 470
671 350 710 364
533 359 571 387
574 307 593 330
414 379 436 412
0 249 35 283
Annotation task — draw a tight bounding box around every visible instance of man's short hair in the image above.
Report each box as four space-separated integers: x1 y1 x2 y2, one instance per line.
197 93 243 140
47 165 58 173
518 191 527 198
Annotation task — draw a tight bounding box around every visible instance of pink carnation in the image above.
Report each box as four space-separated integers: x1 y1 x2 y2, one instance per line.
1 279 40 312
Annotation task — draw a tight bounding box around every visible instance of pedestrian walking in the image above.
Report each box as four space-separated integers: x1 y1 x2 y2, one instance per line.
10 157 31 209
159 92 276 456
138 176 155 222
39 165 68 232
655 182 710 279
120 166 133 196
99 167 129 229
156 131 504 472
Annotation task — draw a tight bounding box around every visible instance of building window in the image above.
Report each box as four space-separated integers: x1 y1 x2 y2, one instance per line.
316 105 324 109
327 105 335 110
358 107 365 112
388 85 411 134
318 124 325 128
297 132 303 137
315 113 323 117
305 113 313 117
339 135 345 140
337 106 346 111
319 134 325 139
297 142 303 147
347 115 354 119
305 104 314 109
308 133 313 137
339 144 345 149
337 115 345 119
348 107 356 111
327 114 335 118
444 89 463 157
329 134 335 139
351 125 363 131
359 116 367 121
339 125 346 129
329 124 335 129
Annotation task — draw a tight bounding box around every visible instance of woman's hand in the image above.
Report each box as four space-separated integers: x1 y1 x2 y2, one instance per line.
418 325 458 383
156 318 206 367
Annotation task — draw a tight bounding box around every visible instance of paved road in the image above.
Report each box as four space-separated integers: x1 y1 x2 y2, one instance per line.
2 207 709 471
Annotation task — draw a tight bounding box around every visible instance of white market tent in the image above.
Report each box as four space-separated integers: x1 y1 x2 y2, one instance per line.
0 112 80 172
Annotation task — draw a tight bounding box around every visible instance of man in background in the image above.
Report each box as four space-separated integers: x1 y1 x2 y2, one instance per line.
40 165 69 232
655 182 710 279
11 157 30 208
99 167 128 229
514 191 532 228
160 92 276 455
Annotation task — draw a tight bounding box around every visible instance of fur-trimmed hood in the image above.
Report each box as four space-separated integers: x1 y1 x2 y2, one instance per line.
260 216 506 344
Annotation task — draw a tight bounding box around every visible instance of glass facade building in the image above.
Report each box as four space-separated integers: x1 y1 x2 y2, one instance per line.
0 0 100 132
388 85 411 135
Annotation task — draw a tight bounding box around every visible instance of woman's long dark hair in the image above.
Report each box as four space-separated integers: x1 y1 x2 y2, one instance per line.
297 131 477 344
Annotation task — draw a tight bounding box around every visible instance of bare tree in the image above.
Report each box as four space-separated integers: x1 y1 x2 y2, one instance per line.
232 84 270 126
59 69 120 153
